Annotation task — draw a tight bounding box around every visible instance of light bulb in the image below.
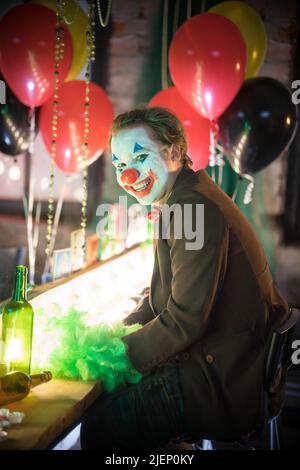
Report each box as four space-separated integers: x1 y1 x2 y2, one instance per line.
0 160 5 175
40 177 49 191
8 164 21 181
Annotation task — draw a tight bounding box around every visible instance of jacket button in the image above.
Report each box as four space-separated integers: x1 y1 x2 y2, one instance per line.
182 352 190 361
206 354 214 364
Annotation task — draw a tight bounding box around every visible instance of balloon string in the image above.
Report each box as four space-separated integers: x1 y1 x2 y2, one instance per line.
43 178 68 278
31 200 42 286
208 122 219 182
26 107 36 285
231 176 242 202
208 121 225 186
33 202 42 265
218 161 223 186
161 0 169 90
28 107 35 155
217 145 225 186
243 176 254 205
187 0 192 19
211 165 216 183
208 127 215 182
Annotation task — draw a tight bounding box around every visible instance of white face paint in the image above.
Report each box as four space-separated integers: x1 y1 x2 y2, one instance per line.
111 126 171 205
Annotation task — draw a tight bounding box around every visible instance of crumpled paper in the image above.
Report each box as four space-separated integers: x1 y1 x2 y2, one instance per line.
0 408 25 442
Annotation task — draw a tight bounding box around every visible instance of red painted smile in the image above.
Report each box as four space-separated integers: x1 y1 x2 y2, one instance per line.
124 170 157 198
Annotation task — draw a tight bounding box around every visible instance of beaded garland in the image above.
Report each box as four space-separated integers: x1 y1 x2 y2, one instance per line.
97 0 112 28
46 1 111 267
80 0 96 260
45 0 65 258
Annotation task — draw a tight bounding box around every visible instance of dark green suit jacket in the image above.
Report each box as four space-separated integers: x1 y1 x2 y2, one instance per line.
123 167 288 440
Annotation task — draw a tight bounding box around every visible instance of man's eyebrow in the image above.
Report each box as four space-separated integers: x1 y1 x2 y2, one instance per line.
133 142 144 153
112 154 118 162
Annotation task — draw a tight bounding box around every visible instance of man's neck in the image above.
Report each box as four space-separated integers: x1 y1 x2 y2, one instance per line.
155 166 184 207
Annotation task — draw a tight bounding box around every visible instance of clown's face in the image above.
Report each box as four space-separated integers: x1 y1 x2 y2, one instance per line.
111 126 180 205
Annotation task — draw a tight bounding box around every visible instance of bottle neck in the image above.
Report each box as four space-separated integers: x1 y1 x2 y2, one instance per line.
30 371 52 388
12 266 28 301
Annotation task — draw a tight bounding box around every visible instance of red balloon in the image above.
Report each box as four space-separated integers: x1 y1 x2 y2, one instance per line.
169 13 247 120
39 80 114 174
0 4 73 107
149 87 210 170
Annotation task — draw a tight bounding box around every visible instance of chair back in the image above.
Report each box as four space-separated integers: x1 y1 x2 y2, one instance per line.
265 307 300 393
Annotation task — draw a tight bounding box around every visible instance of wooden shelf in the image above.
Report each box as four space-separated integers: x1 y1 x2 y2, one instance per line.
0 379 102 450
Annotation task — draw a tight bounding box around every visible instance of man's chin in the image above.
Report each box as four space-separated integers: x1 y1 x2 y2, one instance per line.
137 189 168 205
135 195 155 206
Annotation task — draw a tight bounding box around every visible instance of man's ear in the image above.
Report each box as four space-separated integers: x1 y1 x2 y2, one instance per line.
170 144 181 162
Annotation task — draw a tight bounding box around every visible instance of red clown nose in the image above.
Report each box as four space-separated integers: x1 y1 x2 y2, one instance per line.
120 168 140 185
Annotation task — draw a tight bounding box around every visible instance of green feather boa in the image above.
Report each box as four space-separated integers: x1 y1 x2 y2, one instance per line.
32 307 142 392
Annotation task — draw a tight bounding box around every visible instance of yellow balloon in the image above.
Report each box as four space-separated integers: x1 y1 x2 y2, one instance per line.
209 1 267 79
32 0 88 81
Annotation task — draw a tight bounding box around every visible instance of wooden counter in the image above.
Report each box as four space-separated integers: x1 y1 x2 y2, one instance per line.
0 379 102 450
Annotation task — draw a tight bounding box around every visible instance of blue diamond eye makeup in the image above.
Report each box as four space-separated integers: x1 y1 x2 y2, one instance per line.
133 142 144 153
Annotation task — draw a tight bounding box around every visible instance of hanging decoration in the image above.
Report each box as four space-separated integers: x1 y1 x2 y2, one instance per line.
80 0 96 263
40 2 114 269
45 0 66 260
96 0 112 28
33 0 89 81
26 108 38 285
207 120 226 184
243 176 255 205
0 4 72 107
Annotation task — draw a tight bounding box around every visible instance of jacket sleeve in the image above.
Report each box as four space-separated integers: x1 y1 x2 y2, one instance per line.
122 197 229 373
124 290 154 326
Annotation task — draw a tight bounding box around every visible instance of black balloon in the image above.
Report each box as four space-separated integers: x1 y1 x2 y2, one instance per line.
219 77 298 175
0 78 39 156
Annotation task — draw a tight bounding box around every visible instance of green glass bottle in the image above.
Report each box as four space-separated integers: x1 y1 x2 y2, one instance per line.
1 265 34 375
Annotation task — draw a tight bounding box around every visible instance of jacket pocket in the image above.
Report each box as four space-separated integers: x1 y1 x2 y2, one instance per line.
201 327 265 435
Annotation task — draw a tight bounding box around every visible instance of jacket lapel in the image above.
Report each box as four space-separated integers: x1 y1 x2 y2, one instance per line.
148 167 199 316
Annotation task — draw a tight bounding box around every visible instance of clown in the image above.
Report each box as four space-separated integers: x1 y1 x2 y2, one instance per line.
81 106 289 450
